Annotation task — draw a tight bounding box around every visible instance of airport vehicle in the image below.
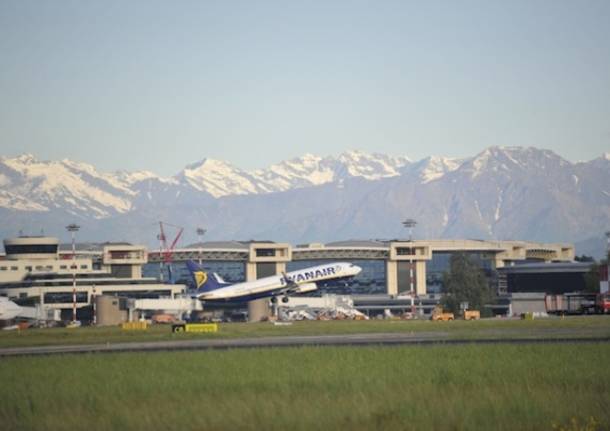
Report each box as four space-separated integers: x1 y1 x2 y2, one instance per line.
431 305 454 321
186 260 362 302
0 297 23 321
463 310 480 320
545 293 610 315
596 294 610 314
151 313 178 324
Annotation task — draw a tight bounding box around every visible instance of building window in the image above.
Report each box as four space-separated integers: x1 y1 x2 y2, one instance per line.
5 244 58 255
80 265 88 269
25 266 32 271
10 266 18 271
60 265 67 270
0 266 6 271
43 292 88 304
396 247 415 256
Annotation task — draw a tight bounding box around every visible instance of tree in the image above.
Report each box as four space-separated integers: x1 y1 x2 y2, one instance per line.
584 259 607 293
441 253 494 315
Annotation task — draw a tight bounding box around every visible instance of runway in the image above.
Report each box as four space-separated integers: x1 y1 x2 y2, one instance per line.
1 332 609 357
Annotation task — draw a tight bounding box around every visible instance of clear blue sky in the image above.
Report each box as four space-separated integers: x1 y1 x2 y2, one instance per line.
1 0 609 175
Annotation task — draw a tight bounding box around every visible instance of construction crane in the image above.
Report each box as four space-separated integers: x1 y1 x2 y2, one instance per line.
157 222 184 283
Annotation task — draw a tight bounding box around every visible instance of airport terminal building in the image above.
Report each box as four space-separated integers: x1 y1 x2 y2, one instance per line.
1 235 589 320
146 239 582 297
0 236 185 321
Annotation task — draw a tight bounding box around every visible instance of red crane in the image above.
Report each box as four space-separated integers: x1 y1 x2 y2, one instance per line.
158 221 184 263
157 222 184 283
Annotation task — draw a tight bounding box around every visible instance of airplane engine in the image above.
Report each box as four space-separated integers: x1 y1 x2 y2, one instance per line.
295 283 317 294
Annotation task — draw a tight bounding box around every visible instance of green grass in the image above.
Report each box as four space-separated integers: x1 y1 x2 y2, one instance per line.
0 343 609 430
1 316 609 349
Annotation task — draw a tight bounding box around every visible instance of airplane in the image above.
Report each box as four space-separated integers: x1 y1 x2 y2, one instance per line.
0 297 23 321
186 260 362 302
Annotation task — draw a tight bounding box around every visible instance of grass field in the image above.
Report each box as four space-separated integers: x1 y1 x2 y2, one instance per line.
0 315 609 349
0 343 609 430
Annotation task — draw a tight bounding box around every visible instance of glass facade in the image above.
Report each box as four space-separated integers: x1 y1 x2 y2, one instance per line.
142 254 501 296
256 262 276 279
44 292 88 303
5 244 58 255
397 261 416 294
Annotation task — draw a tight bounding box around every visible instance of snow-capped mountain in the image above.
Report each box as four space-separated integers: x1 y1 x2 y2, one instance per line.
177 158 264 197
177 150 411 197
0 154 135 218
0 147 608 257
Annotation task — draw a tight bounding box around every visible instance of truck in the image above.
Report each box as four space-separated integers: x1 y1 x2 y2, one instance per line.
463 310 480 320
545 293 610 315
431 306 454 321
596 294 610 314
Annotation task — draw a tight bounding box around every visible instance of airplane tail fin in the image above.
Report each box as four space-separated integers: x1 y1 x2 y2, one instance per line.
186 260 229 293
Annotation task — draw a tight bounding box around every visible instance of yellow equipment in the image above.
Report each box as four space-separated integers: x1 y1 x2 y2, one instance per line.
463 310 480 320
431 305 454 321
121 321 148 330
172 323 218 333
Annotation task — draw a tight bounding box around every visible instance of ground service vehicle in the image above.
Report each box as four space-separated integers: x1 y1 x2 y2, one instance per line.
596 294 610 314
463 310 480 320
431 306 454 321
546 293 610 315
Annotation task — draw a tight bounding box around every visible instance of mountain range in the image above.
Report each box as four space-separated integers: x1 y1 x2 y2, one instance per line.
0 147 608 258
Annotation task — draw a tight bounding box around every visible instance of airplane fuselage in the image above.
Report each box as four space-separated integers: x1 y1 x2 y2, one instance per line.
197 262 361 301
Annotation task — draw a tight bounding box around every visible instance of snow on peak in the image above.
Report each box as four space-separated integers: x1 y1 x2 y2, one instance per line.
0 190 48 212
179 158 261 197
412 156 462 183
252 154 334 191
115 170 171 185
467 146 567 178
0 146 587 216
0 154 135 217
176 150 412 197
336 150 410 180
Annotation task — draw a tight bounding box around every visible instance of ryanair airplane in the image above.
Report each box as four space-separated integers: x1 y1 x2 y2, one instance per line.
186 261 362 302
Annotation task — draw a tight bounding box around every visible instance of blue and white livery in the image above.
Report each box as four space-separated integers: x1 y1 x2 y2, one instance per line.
186 261 362 302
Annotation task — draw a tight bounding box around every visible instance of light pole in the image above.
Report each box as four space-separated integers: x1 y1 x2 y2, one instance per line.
157 230 165 282
605 231 610 294
402 218 417 315
66 223 80 324
196 228 206 265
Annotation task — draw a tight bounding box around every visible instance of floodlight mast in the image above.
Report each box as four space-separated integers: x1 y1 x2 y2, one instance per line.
402 219 417 315
402 218 417 241
196 228 206 265
606 231 610 293
65 223 80 324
